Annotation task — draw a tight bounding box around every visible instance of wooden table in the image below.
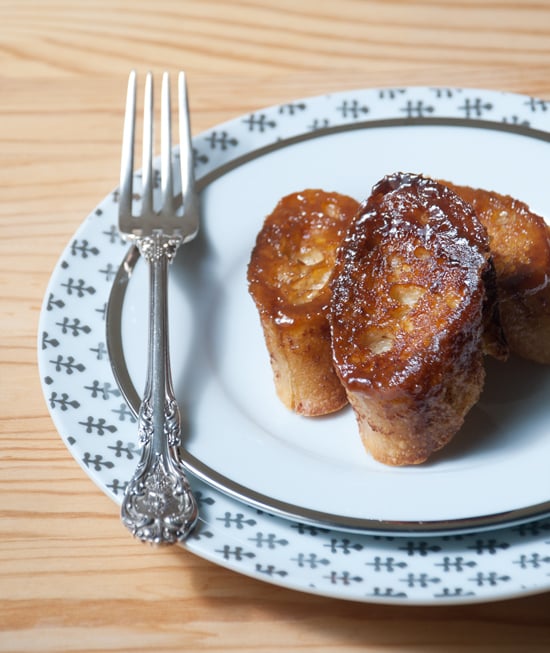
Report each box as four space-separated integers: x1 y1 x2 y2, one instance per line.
2 1 550 650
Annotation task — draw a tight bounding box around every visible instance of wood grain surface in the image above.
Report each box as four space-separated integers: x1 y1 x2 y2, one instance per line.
1 1 550 651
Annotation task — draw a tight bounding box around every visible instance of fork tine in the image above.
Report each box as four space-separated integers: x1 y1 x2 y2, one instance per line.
178 71 199 240
118 71 198 241
119 70 137 225
141 72 154 217
178 72 194 211
160 72 174 215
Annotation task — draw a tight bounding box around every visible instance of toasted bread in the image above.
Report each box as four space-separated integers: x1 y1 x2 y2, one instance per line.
443 182 550 363
247 189 359 416
330 173 495 465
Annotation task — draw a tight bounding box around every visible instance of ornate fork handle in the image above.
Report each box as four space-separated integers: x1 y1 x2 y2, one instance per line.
120 233 199 544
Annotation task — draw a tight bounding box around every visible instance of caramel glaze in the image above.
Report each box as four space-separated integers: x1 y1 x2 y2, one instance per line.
248 189 359 416
330 173 497 465
443 182 550 363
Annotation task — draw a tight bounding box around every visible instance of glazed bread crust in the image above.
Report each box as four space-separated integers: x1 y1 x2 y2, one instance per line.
247 189 359 416
330 173 494 465
443 182 550 364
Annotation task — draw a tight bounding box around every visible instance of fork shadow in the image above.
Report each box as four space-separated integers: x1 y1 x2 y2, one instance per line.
169 225 214 444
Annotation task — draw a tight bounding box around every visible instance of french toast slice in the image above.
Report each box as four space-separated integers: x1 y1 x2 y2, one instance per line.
443 182 550 363
330 173 496 466
247 189 359 416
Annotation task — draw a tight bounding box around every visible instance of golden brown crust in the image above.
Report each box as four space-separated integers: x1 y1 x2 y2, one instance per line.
330 173 493 465
248 175 550 465
247 189 359 416
444 182 550 363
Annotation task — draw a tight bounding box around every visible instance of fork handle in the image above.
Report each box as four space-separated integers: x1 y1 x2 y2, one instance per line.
120 233 198 544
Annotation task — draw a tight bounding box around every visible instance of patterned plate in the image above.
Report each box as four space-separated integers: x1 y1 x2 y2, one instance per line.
108 85 550 533
38 87 550 604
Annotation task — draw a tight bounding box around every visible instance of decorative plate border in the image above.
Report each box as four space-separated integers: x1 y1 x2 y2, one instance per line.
38 86 550 604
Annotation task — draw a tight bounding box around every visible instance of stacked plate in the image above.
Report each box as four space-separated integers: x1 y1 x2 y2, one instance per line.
38 87 550 605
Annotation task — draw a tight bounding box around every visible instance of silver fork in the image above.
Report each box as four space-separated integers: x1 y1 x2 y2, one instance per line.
117 70 199 544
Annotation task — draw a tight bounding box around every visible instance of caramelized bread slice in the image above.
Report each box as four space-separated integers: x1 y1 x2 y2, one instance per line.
443 182 550 363
330 173 495 465
247 189 359 416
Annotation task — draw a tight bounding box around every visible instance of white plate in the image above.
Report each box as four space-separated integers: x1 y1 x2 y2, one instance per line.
106 85 550 533
38 87 550 604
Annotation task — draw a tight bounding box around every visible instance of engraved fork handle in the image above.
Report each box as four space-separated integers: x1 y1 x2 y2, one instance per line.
120 233 198 544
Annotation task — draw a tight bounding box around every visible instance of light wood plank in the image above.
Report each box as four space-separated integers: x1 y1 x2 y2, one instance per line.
2 1 550 650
